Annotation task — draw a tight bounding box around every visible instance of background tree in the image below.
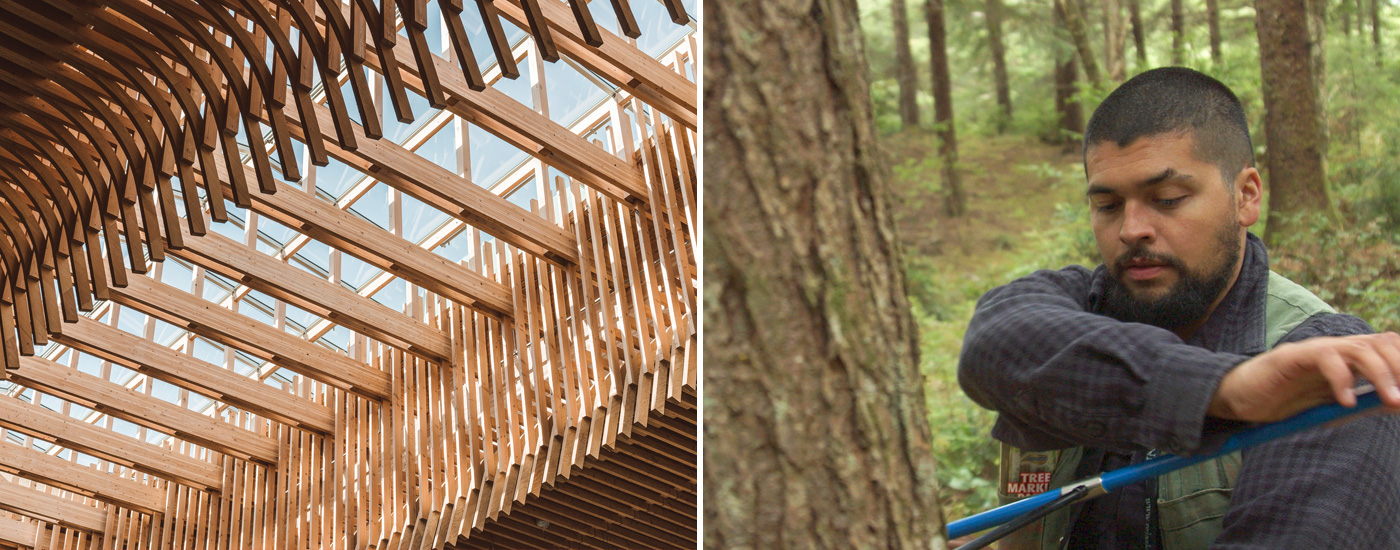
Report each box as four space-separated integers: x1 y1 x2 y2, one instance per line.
894 0 922 128
1056 0 1106 87
987 0 1014 129
1208 0 1223 62
1257 0 1331 245
928 0 965 216
1129 0 1148 67
1055 0 1086 149
1103 0 1128 81
704 0 946 547
1372 0 1383 58
1171 0 1186 63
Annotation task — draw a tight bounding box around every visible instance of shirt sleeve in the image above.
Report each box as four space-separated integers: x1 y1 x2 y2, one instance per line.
1213 313 1400 550
957 267 1249 454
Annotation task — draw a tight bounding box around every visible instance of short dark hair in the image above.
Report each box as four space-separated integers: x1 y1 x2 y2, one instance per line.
1083 67 1254 185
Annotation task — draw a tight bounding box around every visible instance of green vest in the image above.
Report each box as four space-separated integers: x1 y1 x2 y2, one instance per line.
995 271 1335 550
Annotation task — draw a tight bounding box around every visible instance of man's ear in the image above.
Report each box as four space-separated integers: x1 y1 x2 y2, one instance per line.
1235 167 1263 227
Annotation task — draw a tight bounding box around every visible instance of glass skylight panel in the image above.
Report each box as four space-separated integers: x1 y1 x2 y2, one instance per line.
379 76 436 144
492 57 533 110
283 303 322 336
161 257 195 292
191 337 225 366
458 7 526 70
187 392 212 413
292 238 331 274
415 123 458 174
109 363 138 387
317 325 352 353
255 217 300 256
150 378 180 405
338 252 382 292
116 308 148 338
110 417 140 440
68 403 93 420
545 57 610 127
239 291 277 328
401 192 452 244
469 123 529 189
505 175 539 211
315 156 367 203
151 318 186 348
371 278 408 311
348 182 393 232
637 1 693 57
76 352 103 377
202 272 235 304
583 122 614 154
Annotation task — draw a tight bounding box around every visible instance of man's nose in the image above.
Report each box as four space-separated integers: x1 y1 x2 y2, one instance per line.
1119 201 1156 244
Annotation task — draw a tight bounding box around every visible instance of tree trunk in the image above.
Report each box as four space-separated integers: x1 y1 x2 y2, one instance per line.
1128 0 1148 67
1256 0 1331 246
1172 0 1185 64
926 0 965 217
894 0 921 129
1055 0 1105 89
986 0 1013 129
703 1 946 548
1103 0 1127 81
1342 0 1352 36
1372 0 1383 57
1307 0 1327 154
1207 0 1223 63
1054 1 1085 149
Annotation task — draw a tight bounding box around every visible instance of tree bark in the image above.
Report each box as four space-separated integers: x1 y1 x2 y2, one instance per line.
703 1 946 548
1207 0 1223 63
1054 1 1085 149
986 0 1014 129
1102 0 1127 81
1256 0 1331 246
1055 0 1104 88
1307 0 1327 154
1128 0 1148 67
893 0 921 129
926 0 965 217
1172 0 1185 64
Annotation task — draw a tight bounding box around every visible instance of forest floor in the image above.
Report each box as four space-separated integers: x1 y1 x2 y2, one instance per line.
882 130 1099 521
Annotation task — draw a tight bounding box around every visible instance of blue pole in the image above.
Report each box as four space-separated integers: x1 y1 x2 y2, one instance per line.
947 389 1386 540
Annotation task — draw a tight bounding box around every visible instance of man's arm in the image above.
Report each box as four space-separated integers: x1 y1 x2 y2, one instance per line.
1214 314 1400 550
958 267 1248 453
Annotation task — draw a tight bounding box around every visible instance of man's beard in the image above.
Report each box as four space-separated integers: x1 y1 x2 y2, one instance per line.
1101 225 1242 332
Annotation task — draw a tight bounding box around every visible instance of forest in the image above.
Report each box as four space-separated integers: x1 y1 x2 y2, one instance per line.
856 0 1399 527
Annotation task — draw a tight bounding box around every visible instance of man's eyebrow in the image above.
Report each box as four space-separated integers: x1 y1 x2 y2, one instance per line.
1086 168 1191 196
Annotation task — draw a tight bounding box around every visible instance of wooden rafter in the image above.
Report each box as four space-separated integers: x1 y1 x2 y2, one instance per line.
0 0 697 547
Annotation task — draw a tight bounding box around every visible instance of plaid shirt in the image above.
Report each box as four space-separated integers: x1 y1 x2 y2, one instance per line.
959 233 1400 549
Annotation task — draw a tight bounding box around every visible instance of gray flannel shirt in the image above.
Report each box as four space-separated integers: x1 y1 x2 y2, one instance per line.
959 233 1400 549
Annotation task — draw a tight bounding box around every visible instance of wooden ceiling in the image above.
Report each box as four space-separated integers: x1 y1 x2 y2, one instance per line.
0 0 697 548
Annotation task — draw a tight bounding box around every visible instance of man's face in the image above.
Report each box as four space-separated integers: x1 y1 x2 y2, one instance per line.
1084 132 1258 332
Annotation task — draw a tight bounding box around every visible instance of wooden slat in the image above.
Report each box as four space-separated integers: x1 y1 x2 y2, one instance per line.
52 316 335 435
106 274 392 401
0 396 222 492
0 516 32 548
0 477 105 533
169 224 452 363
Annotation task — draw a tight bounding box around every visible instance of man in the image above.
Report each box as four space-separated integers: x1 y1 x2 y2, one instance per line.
958 67 1400 549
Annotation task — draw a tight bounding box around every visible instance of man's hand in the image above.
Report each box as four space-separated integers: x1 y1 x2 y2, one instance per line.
1209 332 1400 422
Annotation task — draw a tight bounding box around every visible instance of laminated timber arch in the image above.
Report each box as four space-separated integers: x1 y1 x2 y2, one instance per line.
0 0 698 548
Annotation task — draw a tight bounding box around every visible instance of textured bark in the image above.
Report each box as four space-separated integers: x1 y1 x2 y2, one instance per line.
987 0 1013 128
926 0 965 217
1056 0 1104 88
1207 0 1223 63
1171 0 1185 64
1054 1 1085 148
1257 0 1331 246
1128 0 1148 67
1102 0 1127 81
894 0 922 128
703 1 946 548
1308 0 1327 154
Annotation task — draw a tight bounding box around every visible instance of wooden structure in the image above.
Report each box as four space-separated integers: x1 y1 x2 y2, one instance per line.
0 0 697 548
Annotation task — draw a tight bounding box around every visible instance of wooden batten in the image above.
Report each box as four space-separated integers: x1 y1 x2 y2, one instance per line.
0 0 696 546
